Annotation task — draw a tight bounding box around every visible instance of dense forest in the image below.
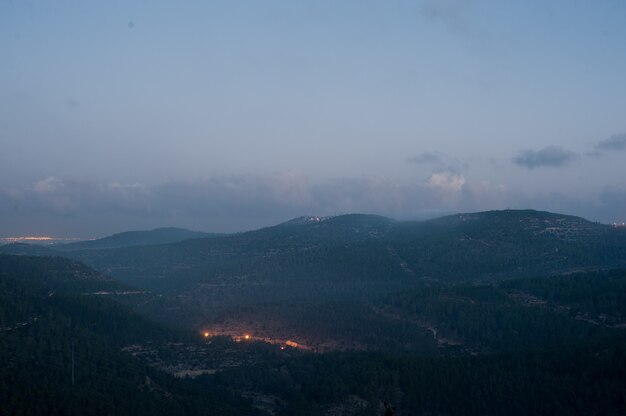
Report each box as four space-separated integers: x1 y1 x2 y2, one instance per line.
2 210 626 415
206 336 626 415
0 255 257 415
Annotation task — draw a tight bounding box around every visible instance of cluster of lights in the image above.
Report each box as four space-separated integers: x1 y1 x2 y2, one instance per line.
202 331 252 340
0 236 86 244
1 236 54 242
200 330 303 350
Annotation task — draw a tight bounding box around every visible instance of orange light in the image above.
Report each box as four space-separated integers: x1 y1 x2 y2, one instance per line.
244 334 250 340
203 332 209 338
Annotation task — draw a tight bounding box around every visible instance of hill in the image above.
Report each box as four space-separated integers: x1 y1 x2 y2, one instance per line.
0 254 256 415
56 227 220 251
0 242 59 257
198 270 626 414
7 254 616 415
64 210 626 294
388 209 625 280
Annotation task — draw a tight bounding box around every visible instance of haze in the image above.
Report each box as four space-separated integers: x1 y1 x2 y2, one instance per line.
1 0 625 237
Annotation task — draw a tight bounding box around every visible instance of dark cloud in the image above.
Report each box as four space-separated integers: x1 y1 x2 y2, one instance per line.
513 146 577 169
408 151 466 174
596 133 626 152
407 152 443 165
0 174 494 236
0 173 622 237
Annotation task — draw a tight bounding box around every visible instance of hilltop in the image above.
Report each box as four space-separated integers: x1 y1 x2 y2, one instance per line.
56 227 220 251
56 210 624 292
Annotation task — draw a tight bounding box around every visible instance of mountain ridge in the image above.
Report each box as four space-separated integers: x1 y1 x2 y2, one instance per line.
56 226 221 251
43 209 624 298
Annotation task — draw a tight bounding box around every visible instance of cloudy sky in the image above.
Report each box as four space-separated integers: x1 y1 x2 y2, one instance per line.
1 0 626 237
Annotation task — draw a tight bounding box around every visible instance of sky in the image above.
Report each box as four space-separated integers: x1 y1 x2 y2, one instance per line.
1 0 626 237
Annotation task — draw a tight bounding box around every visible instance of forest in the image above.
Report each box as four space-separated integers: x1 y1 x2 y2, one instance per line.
2 210 626 415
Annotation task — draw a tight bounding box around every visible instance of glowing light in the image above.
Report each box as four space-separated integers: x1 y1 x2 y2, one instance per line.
203 332 209 338
2 236 53 241
244 334 250 340
0 236 85 244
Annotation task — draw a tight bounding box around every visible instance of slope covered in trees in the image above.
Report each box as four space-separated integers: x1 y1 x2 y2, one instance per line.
57 227 220 251
60 210 626 296
207 336 626 415
0 255 256 415
3 248 626 415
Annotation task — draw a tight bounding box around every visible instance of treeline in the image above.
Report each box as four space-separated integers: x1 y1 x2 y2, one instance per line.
381 283 610 353
501 269 626 319
0 254 128 293
0 255 257 415
215 300 439 353
206 335 626 415
212 271 625 356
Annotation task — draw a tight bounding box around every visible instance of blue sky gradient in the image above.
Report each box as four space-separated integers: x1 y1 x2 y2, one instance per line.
1 1 626 236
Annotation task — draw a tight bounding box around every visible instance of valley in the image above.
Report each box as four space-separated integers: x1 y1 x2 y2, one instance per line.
2 209 626 415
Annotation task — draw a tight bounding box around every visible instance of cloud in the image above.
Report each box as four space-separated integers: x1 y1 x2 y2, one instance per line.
408 151 466 174
426 172 466 191
0 173 499 235
408 152 443 165
596 133 626 152
34 177 65 193
4 177 153 217
513 146 577 169
0 172 622 236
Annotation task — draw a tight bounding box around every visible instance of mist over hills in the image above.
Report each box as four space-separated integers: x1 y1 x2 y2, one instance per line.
0 227 219 260
56 227 220 251
50 210 626 294
5 208 624 331
3 209 625 303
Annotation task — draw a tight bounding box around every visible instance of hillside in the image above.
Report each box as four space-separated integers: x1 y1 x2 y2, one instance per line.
0 255 256 415
64 210 626 295
389 209 626 281
200 270 626 415
0 242 59 257
56 227 220 251
2 250 626 415
209 269 625 355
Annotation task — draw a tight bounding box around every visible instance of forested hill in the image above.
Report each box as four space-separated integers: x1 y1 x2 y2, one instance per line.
0 254 128 293
0 254 256 415
0 242 58 257
56 227 220 251
62 209 626 291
